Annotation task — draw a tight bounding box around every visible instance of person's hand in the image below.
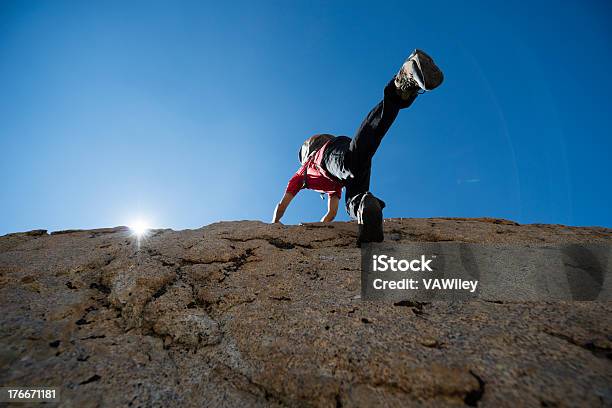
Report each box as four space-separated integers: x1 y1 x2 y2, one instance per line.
272 192 295 224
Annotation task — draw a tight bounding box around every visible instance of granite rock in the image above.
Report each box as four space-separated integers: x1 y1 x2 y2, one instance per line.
0 219 610 407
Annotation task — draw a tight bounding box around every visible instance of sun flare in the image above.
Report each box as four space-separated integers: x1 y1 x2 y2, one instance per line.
129 220 150 238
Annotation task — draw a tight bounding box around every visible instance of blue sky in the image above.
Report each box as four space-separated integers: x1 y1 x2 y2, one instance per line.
1 0 611 234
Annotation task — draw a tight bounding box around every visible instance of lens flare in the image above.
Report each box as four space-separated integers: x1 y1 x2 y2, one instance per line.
129 220 150 238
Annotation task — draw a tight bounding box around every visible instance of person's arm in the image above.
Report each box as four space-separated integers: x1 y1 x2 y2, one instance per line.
320 194 339 222
272 192 295 223
274 167 304 223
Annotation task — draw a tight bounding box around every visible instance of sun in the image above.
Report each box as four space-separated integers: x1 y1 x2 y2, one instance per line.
129 219 150 238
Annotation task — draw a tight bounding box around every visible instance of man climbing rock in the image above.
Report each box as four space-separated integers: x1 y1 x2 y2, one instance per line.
272 49 444 245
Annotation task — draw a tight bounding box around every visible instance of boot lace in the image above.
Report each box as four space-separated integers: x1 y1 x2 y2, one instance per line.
396 73 418 91
395 64 424 94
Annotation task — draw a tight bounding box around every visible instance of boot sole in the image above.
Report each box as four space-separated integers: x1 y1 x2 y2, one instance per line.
409 49 444 91
358 194 384 245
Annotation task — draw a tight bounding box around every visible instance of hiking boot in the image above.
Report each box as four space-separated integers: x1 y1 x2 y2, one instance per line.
394 49 444 99
357 192 384 246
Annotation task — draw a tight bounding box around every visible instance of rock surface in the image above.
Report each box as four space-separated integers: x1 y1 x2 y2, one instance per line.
0 218 611 407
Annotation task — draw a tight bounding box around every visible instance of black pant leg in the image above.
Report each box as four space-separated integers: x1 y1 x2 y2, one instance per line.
344 164 372 219
348 80 417 166
343 80 417 219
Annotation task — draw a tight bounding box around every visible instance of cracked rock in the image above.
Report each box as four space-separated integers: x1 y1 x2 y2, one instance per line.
0 219 610 407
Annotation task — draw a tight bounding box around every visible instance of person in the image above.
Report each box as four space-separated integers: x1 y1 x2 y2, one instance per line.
272 49 444 245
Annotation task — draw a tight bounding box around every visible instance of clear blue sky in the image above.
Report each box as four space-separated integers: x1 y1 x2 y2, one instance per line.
1 0 611 235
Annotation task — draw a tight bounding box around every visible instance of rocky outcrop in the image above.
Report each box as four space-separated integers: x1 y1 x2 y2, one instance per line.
0 218 610 407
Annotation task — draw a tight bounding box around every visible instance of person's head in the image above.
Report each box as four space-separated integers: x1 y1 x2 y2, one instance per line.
298 134 335 164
